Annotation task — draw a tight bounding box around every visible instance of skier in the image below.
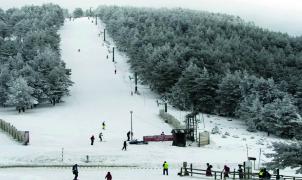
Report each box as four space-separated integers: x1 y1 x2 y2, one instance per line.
105 172 112 180
122 141 127 151
78 49 80 52
206 163 213 176
163 161 169 175
102 122 106 130
106 55 108 59
99 132 103 142
72 164 79 180
90 135 95 145
127 131 131 141
222 165 230 179
114 69 116 74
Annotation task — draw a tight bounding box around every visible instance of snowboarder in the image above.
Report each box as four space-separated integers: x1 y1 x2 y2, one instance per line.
206 163 213 176
72 164 79 180
127 131 131 141
102 122 106 130
105 172 112 180
163 161 169 175
222 165 230 179
122 141 127 151
99 132 103 142
90 135 95 145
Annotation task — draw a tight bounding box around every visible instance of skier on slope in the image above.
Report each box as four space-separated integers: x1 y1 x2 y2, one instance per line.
127 131 131 141
122 141 127 151
99 132 103 142
102 121 106 130
90 135 95 145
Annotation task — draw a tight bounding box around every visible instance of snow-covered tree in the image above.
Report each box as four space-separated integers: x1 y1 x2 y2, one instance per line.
217 70 242 116
73 8 83 18
266 141 302 174
5 77 37 111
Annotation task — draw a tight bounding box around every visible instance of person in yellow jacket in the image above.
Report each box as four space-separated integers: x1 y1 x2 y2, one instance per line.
163 161 169 175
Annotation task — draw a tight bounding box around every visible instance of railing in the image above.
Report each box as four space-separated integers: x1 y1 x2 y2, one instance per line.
0 119 29 145
178 163 302 180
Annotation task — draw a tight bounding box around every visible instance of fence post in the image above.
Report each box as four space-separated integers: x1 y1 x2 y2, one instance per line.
214 172 217 180
190 163 193 176
233 169 236 179
220 172 223 179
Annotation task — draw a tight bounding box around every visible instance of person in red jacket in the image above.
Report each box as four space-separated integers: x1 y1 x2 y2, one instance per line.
105 172 112 180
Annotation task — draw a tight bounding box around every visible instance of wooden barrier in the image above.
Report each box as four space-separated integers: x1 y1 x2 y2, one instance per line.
0 119 29 145
143 135 174 142
178 163 302 180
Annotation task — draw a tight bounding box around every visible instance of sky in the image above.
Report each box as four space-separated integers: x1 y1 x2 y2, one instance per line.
1 0 302 36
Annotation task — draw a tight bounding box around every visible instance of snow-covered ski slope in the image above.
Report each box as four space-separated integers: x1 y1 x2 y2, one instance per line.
0 18 297 176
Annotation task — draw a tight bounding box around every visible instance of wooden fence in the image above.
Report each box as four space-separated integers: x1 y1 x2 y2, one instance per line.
178 163 302 180
0 119 29 145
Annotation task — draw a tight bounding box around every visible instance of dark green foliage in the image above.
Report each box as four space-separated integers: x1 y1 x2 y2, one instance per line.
73 8 84 18
217 71 242 116
266 141 302 174
0 4 72 111
96 6 302 139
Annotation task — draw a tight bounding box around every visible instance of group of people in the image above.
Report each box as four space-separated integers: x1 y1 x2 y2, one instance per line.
205 163 271 179
90 122 106 145
206 163 230 179
72 164 112 180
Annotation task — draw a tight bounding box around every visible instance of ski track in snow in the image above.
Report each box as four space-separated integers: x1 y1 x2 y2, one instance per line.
0 17 299 177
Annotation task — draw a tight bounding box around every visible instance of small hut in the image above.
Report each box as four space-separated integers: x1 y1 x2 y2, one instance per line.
171 129 187 147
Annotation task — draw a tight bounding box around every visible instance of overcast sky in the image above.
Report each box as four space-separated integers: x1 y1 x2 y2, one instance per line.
1 0 302 36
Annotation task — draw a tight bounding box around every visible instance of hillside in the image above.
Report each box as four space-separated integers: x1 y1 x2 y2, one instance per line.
95 6 302 140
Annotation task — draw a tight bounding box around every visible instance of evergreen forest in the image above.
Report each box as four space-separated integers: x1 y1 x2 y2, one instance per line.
0 4 73 112
96 6 302 140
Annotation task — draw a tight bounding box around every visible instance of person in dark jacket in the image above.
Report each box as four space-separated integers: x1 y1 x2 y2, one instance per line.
90 135 95 145
99 132 103 142
105 172 112 180
238 165 243 179
72 164 79 180
127 131 131 141
122 141 127 150
206 163 213 176
223 165 230 179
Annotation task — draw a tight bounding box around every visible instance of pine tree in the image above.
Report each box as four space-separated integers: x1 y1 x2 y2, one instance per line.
236 93 263 132
266 141 302 174
217 71 242 116
194 67 217 113
5 77 37 111
169 62 201 110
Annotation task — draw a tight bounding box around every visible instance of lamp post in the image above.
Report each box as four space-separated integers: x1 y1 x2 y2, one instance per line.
130 110 133 141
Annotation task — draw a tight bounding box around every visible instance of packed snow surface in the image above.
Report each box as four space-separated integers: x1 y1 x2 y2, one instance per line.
0 18 299 178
